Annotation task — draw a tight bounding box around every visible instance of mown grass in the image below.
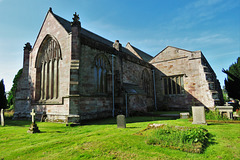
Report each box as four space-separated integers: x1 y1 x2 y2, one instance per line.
1 117 240 160
145 125 212 153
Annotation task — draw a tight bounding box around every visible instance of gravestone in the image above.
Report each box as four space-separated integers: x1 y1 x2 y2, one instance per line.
192 106 207 125
215 103 233 119
27 109 40 133
180 112 190 119
40 111 47 122
1 109 4 126
117 115 126 128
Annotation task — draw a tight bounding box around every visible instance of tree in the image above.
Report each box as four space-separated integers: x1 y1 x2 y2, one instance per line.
222 57 240 101
0 79 7 109
7 68 22 110
222 86 229 103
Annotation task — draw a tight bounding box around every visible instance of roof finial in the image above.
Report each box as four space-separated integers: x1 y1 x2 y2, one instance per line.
71 12 81 26
49 7 53 13
24 42 32 51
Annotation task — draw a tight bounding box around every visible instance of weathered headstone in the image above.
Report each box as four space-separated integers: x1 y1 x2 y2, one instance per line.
215 105 233 119
27 109 40 133
1 109 4 126
180 112 190 119
192 106 207 125
40 112 47 122
117 115 126 128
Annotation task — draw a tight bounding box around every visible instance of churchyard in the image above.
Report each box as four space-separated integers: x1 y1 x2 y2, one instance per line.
1 113 240 160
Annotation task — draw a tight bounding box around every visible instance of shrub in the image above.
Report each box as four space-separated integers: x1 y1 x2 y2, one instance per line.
205 110 229 120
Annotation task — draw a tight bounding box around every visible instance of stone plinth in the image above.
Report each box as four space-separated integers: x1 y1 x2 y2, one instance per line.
117 115 126 128
27 123 40 133
215 106 233 119
192 106 207 125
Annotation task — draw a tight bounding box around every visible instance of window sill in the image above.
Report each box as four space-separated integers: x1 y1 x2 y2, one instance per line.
33 99 62 105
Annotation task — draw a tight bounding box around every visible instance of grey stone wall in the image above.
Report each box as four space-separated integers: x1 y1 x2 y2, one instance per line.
150 46 223 110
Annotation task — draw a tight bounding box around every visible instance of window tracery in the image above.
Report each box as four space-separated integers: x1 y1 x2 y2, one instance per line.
94 54 110 94
163 75 184 95
36 35 61 101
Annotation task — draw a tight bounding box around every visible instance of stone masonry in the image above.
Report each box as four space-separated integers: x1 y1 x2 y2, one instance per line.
150 46 223 110
14 8 223 123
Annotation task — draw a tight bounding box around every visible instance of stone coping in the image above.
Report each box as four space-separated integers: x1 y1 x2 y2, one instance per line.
180 112 190 115
216 106 233 109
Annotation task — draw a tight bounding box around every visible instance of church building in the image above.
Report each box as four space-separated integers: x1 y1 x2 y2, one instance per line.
14 8 223 123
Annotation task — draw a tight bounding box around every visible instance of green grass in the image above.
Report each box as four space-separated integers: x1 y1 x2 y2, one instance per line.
205 110 229 121
1 117 240 160
145 125 211 153
149 111 182 115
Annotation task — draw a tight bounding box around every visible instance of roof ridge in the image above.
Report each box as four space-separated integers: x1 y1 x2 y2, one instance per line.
52 12 72 33
126 42 153 62
131 44 153 57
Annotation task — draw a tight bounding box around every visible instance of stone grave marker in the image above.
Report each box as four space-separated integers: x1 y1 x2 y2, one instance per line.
1 109 4 126
117 115 126 128
192 106 207 125
215 103 233 119
180 112 190 119
27 109 40 133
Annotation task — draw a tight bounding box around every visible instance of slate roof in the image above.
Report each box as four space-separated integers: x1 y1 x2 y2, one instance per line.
52 11 138 58
126 43 153 62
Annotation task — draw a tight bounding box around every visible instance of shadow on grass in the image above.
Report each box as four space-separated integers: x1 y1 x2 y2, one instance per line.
4 120 31 127
82 116 178 125
39 131 63 134
202 133 218 153
4 116 179 127
206 123 224 126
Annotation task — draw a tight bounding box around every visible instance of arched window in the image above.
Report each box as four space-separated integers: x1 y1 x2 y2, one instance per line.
142 69 151 96
35 35 62 101
94 54 110 93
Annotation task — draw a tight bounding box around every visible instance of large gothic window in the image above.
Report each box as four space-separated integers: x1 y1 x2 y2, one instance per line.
35 35 62 101
94 54 110 94
142 69 151 96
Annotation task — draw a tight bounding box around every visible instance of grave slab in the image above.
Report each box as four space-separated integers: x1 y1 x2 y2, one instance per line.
180 112 190 119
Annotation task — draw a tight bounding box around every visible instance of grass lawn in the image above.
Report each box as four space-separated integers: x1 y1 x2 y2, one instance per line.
1 117 240 160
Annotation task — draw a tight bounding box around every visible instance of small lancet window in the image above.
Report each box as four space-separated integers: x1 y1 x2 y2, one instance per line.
142 69 151 96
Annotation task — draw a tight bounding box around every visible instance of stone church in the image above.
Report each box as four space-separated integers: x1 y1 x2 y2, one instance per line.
14 8 223 123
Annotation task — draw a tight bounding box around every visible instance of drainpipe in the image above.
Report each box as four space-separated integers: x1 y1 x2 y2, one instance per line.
125 93 128 117
152 69 157 110
112 55 115 117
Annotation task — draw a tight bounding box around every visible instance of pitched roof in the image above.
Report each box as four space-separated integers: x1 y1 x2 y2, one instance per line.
150 46 197 61
51 11 140 58
52 13 72 33
126 42 153 62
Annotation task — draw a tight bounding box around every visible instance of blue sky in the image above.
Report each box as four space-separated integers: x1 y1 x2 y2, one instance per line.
0 0 239 91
